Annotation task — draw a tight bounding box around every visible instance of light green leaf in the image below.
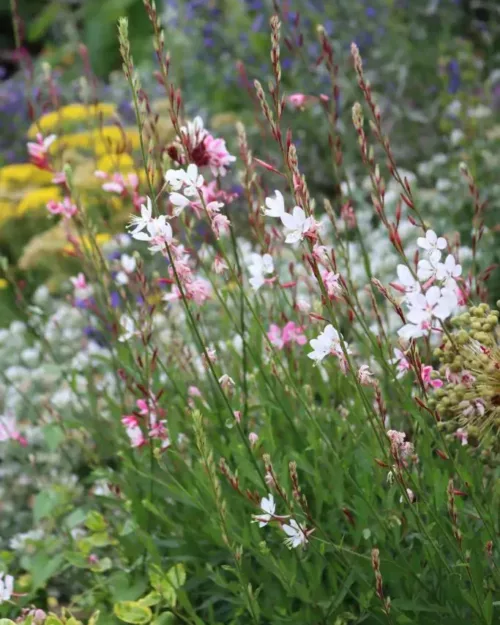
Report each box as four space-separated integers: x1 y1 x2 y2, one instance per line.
113 601 152 625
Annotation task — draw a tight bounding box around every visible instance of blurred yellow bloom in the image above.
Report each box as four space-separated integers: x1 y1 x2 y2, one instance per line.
96 153 135 173
0 164 54 188
28 103 117 138
96 232 112 245
0 200 16 224
50 127 141 156
0 278 8 289
17 186 62 216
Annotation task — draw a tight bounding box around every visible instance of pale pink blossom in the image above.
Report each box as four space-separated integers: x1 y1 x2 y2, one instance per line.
248 432 259 447
322 271 342 299
0 415 26 446
211 213 231 238
27 133 56 169
455 428 468 446
213 255 229 274
390 348 411 378
358 364 376 386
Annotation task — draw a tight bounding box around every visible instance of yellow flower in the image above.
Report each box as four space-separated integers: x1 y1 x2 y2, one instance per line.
96 153 135 173
0 164 54 188
16 186 62 216
96 232 112 246
27 103 117 138
0 278 8 289
0 200 16 225
50 127 141 156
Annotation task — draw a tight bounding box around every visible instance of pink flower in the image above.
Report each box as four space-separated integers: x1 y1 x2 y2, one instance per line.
455 428 468 446
391 348 411 378
249 432 259 446
213 255 229 274
358 364 375 386
125 426 146 448
267 322 306 350
121 415 139 428
0 415 26 446
27 133 56 169
282 321 307 346
322 271 342 299
268 324 285 349
287 93 308 108
188 386 202 397
421 365 443 389
211 213 231 238
203 134 236 177
70 273 87 291
46 197 78 218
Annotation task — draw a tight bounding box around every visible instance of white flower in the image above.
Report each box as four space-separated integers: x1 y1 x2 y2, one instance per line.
280 206 315 244
128 197 153 235
116 254 137 285
182 164 204 197
248 253 274 291
417 255 440 281
307 324 345 363
132 216 173 253
165 169 187 191
417 230 447 257
282 519 309 549
436 254 462 289
264 190 285 218
169 192 191 216
252 494 276 527
398 286 456 339
165 164 204 197
119 314 139 342
0 572 14 603
396 265 421 296
399 488 415 504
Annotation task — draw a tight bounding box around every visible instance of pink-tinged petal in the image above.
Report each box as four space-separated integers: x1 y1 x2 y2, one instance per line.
436 236 447 250
103 182 124 193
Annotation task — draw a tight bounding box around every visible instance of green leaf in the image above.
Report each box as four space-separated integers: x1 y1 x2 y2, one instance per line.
45 617 64 625
151 614 175 625
166 564 186 590
0 620 18 625
138 592 162 608
27 2 60 41
90 557 112 573
113 602 152 625
64 552 89 569
33 490 61 523
85 511 107 532
42 423 65 451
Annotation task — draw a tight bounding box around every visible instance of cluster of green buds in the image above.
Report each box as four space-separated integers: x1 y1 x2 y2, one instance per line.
431 302 500 464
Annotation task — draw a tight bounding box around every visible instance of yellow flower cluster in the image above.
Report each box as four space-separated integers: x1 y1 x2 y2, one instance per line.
27 103 117 138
